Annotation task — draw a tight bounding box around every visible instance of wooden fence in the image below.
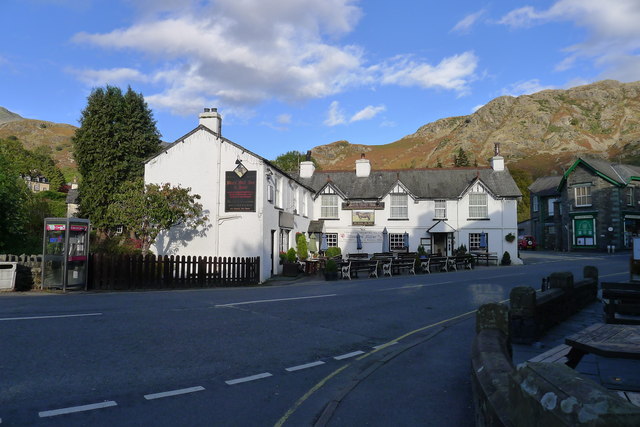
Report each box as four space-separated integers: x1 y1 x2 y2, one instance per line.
88 254 260 290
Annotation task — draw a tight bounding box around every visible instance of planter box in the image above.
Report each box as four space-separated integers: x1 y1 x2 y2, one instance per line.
324 271 339 281
282 263 300 277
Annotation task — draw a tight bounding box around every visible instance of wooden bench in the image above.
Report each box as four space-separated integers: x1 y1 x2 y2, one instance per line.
349 260 379 278
602 281 640 324
528 344 574 364
392 260 415 275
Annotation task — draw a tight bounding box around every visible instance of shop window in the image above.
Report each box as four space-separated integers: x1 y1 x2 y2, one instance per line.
573 217 595 246
434 200 446 219
469 193 488 218
390 194 408 219
321 194 339 218
574 186 591 207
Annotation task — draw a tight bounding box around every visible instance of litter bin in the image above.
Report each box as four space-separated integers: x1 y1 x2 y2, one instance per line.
0 262 17 290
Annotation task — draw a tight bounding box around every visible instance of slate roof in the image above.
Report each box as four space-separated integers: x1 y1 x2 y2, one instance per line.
294 167 522 200
529 176 562 196
558 157 640 190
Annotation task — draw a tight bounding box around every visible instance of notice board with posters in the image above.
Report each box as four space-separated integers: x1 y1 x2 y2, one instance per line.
225 171 256 212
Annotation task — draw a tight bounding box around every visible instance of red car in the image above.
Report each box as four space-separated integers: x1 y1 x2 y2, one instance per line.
518 235 537 250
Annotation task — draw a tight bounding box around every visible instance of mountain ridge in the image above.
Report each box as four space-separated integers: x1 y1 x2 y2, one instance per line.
311 79 640 176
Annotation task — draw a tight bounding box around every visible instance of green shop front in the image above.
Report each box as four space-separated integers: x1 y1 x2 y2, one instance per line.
571 213 597 249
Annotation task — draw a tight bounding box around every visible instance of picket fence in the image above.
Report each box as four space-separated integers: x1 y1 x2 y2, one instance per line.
89 254 260 290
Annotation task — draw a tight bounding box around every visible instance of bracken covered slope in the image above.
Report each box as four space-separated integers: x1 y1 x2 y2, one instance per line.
311 80 640 176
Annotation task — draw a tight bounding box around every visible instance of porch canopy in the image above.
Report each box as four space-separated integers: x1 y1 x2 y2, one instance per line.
427 220 456 234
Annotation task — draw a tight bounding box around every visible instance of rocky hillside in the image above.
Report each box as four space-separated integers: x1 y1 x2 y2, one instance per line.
0 117 77 171
312 80 640 176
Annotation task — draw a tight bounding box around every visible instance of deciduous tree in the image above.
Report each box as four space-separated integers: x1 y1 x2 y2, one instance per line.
106 179 208 256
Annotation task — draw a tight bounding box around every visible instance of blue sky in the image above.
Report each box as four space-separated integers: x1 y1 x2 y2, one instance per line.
2 0 639 160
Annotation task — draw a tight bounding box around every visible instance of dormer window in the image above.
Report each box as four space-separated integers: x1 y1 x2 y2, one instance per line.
321 194 339 218
390 193 408 219
469 193 488 218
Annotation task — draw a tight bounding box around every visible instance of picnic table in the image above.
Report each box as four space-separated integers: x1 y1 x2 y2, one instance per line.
562 323 640 368
470 251 498 266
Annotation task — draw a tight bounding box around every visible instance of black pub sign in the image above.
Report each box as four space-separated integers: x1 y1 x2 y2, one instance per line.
225 171 256 212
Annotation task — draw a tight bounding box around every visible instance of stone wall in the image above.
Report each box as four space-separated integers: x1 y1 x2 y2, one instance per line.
0 254 42 291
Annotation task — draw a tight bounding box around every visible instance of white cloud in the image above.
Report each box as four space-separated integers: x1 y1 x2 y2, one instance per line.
378 51 478 94
72 0 479 116
68 67 148 86
499 0 640 80
500 79 556 96
350 105 385 122
451 10 486 34
324 101 346 126
472 104 484 113
277 113 292 124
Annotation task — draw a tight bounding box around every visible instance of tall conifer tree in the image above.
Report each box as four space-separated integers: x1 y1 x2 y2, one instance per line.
73 86 161 233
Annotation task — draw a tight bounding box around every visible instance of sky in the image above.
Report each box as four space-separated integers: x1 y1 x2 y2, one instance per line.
2 0 640 160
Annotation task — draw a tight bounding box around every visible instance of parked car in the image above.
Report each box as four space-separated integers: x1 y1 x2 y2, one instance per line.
518 235 537 250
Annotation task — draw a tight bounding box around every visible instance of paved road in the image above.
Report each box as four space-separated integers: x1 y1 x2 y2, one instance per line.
0 251 629 426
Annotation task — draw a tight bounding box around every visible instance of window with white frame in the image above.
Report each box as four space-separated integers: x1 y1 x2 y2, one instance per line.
574 185 591 207
300 190 307 216
627 187 634 206
321 194 339 218
325 233 338 247
532 196 539 212
279 229 290 253
434 199 446 219
548 198 560 216
275 177 281 208
469 233 487 251
469 193 488 218
390 193 408 219
389 233 405 249
292 186 298 214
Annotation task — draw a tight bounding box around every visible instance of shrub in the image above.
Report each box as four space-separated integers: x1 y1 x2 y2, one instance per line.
296 233 308 261
325 246 341 258
286 247 297 263
325 259 338 272
501 251 511 266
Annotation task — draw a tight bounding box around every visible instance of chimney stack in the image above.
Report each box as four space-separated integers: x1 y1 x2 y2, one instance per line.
299 150 316 178
356 153 371 177
491 143 504 171
199 107 222 135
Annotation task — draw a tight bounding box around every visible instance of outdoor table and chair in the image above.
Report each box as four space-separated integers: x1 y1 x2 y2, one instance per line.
533 323 640 369
470 251 498 266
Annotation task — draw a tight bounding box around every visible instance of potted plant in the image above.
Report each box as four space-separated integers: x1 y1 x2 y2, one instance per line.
324 259 339 281
501 251 511 266
296 233 308 261
282 247 300 276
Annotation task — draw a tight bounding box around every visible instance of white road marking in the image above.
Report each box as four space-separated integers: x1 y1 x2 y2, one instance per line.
376 281 452 292
225 372 273 385
0 313 102 322
334 351 365 360
215 294 336 308
39 401 117 418
144 386 205 400
285 361 326 372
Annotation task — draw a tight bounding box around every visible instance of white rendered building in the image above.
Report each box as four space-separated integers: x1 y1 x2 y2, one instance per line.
145 109 522 283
